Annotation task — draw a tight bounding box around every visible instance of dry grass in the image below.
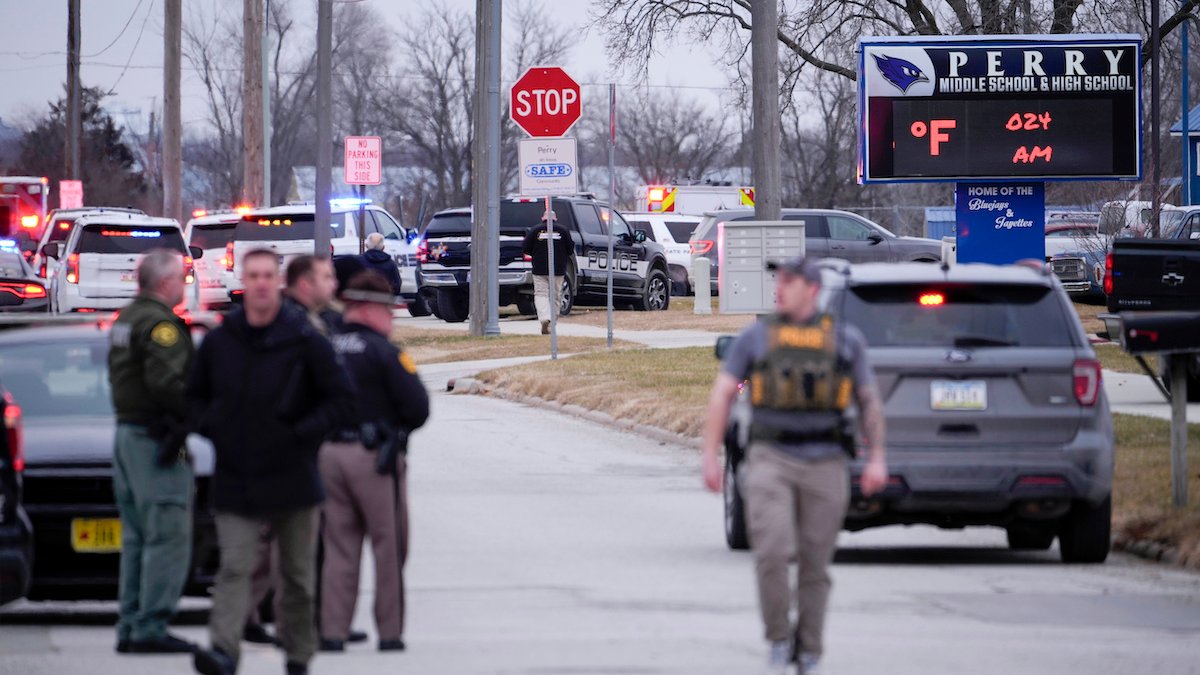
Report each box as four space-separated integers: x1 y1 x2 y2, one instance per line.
478 348 1200 563
561 297 755 333
1094 343 1156 375
391 326 635 364
1073 301 1108 336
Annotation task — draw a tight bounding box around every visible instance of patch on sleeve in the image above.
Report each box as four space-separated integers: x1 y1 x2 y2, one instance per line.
150 321 180 348
398 351 418 375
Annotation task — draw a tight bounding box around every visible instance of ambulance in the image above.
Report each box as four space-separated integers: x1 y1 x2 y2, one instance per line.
640 182 755 216
0 177 50 257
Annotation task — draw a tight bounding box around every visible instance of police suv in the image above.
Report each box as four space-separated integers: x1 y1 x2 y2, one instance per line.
417 196 672 323
223 200 421 307
42 213 202 313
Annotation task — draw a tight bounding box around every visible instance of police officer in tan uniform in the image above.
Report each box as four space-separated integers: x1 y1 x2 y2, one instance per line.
319 271 429 652
701 256 889 675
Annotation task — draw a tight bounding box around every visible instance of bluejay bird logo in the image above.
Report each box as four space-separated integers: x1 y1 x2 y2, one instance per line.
873 54 929 93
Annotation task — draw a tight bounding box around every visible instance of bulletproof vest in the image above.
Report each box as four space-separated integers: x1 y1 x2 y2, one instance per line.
748 315 853 444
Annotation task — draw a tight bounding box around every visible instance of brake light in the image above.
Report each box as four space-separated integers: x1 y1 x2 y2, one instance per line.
3 394 23 473
0 282 46 300
184 255 195 284
1017 475 1067 487
1103 251 1113 295
59 222 70 230
1073 358 1101 406
690 240 714 255
919 292 945 306
66 253 80 284
416 240 428 264
523 253 532 262
224 242 235 271
20 215 38 229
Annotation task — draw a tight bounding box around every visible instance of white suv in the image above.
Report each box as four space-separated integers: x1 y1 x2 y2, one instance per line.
184 211 243 309
222 201 419 305
622 212 702 295
43 213 201 313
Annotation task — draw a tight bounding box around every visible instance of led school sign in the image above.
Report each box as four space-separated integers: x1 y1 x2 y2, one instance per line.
858 34 1142 183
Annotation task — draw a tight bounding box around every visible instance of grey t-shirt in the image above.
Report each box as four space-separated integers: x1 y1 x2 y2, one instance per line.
721 317 875 461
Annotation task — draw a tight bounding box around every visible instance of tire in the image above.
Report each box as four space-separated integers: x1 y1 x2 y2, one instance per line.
1058 496 1111 563
516 297 537 316
1006 524 1056 551
435 289 469 323
557 274 574 317
724 453 750 551
406 294 431 318
669 266 691 296
633 268 670 311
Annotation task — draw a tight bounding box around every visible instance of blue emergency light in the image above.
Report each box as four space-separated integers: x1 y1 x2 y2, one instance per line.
0 239 19 251
330 197 372 209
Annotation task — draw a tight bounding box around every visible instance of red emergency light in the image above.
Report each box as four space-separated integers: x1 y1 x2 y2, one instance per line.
919 292 945 306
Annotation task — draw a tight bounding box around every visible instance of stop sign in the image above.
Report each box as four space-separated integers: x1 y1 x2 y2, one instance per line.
510 67 582 138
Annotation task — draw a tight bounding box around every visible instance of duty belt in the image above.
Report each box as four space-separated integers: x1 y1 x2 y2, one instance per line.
748 426 842 445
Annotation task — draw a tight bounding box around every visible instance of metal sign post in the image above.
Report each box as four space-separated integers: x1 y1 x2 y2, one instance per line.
357 185 367 255
545 197 558 360
606 83 616 349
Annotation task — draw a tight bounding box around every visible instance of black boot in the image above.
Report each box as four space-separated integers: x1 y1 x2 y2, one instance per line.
193 647 236 675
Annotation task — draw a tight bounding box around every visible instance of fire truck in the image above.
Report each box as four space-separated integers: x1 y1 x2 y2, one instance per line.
0 177 50 253
640 182 754 216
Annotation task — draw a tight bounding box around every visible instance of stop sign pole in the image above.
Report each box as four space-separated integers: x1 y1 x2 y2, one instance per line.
511 67 582 359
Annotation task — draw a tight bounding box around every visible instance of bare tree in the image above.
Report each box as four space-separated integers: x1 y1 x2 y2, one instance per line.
610 91 735 185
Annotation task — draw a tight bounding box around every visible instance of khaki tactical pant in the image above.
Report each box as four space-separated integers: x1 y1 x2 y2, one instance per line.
209 507 318 665
319 441 409 642
741 443 848 656
112 423 193 643
532 274 563 324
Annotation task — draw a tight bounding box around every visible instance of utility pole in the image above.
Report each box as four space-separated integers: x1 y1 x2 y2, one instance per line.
242 0 264 206
750 0 781 222
163 0 182 223
314 0 332 257
66 0 82 182
263 0 272 205
469 0 501 336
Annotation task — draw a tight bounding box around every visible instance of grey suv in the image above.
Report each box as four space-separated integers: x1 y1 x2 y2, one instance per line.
719 262 1113 563
689 209 942 293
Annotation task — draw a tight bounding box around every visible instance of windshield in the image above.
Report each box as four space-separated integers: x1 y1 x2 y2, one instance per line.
0 340 112 417
190 223 237 250
46 218 76 243
840 283 1076 348
77 225 186 254
235 213 346 242
500 201 572 236
1046 226 1096 238
423 213 473 237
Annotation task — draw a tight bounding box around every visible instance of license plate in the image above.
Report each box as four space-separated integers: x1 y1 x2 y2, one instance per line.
71 518 122 553
931 380 987 411
120 272 136 282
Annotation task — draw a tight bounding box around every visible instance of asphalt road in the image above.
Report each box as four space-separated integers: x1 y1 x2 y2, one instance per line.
2 363 1199 675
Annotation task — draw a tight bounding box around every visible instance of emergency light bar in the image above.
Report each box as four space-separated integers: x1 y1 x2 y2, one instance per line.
101 230 162 238
330 197 371 209
0 239 19 251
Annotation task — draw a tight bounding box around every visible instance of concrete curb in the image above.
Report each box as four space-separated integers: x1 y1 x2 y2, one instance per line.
448 377 702 450
1113 536 1189 568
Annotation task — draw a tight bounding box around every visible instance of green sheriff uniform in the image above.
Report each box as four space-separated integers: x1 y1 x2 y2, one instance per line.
108 295 196 646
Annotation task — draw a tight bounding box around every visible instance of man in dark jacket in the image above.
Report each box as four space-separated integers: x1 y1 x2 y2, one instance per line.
357 232 402 297
521 214 574 334
189 249 353 675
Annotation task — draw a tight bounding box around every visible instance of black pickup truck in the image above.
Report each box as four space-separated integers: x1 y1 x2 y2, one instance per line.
416 196 673 323
1104 207 1200 398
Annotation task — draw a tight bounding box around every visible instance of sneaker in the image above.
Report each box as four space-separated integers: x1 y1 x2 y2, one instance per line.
378 638 405 651
798 652 821 675
318 637 345 652
242 623 279 645
540 320 550 335
348 630 368 644
766 640 792 674
115 639 131 654
128 633 196 653
193 648 236 675
285 662 308 675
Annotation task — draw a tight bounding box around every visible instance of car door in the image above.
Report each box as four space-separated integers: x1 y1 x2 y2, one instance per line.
825 214 890 262
572 202 610 292
605 209 646 293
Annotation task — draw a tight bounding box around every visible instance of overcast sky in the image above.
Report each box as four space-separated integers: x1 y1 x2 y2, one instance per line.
0 0 734 132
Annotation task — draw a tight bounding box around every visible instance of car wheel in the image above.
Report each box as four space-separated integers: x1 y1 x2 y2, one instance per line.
1006 524 1056 550
435 289 469 323
669 266 691 296
558 274 574 317
634 269 670 311
1058 496 1111 563
516 297 537 316
724 453 750 551
406 294 431 318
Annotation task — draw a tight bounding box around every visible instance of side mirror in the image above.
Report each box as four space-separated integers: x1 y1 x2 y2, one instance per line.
41 242 61 260
867 232 884 245
634 229 648 243
188 245 204 260
714 334 735 360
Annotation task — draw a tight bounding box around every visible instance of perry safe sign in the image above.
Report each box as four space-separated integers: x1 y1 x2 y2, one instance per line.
858 34 1142 182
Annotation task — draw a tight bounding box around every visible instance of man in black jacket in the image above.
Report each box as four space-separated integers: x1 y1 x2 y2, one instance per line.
189 249 353 675
521 214 574 335
357 232 402 296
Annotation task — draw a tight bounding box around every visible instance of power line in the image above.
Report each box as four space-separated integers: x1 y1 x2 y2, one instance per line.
86 0 148 58
106 0 156 94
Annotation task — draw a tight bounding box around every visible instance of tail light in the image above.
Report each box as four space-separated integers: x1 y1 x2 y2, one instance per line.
65 253 80 284
1103 251 1113 295
1073 358 1101 406
184 255 195 284
523 253 532 262
224 242 235 271
20 214 38 229
3 394 23 473
0 282 47 300
690 240 714 255
416 240 428 264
